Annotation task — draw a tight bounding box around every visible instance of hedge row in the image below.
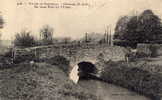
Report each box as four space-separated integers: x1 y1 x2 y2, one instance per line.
100 61 162 99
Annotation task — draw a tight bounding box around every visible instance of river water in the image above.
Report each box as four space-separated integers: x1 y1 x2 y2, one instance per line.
78 79 151 100
69 65 151 100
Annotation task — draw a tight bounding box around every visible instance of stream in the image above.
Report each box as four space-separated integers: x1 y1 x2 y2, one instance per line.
78 79 151 100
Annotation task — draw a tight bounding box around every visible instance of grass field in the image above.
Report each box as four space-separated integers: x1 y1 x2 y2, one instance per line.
0 62 98 100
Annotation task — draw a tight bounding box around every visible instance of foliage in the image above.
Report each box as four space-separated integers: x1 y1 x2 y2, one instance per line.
0 63 98 100
0 15 4 41
40 25 54 45
101 61 162 99
0 15 4 29
14 30 36 48
45 56 70 73
13 54 36 64
114 9 162 46
114 16 131 40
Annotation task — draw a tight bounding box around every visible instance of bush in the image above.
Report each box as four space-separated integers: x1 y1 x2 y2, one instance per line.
101 61 162 99
0 62 98 100
136 52 150 58
13 53 36 64
113 40 137 48
14 30 37 48
45 56 70 73
0 56 13 69
0 48 15 69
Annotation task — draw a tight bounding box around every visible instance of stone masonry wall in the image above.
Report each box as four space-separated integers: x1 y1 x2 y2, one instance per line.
14 44 127 71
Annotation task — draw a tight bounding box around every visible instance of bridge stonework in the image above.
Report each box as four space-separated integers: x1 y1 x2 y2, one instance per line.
14 44 126 71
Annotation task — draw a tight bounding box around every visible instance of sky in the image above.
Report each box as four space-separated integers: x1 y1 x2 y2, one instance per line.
0 0 162 40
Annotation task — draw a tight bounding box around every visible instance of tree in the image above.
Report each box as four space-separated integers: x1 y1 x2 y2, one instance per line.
137 10 162 42
124 16 139 42
14 30 36 47
114 9 162 46
0 15 4 41
0 15 4 29
40 25 54 45
114 16 131 40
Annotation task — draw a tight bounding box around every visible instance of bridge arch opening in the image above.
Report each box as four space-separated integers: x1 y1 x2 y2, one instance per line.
77 61 97 79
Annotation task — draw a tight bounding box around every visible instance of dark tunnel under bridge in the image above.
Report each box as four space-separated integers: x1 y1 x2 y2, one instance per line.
77 61 99 79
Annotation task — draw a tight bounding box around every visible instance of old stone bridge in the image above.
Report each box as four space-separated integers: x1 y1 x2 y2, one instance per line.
14 43 126 71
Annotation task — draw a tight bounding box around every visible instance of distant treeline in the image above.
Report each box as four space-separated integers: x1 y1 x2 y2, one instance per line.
114 9 162 48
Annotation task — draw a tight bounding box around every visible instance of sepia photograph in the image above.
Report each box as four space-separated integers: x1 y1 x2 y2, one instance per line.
0 0 162 100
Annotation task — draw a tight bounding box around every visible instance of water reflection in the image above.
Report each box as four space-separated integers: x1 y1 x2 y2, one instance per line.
69 64 151 100
78 79 151 100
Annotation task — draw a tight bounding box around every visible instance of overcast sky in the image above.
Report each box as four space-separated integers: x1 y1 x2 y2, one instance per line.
0 0 162 40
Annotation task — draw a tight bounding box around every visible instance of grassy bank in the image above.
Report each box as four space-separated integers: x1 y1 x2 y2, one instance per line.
0 62 98 100
100 61 162 99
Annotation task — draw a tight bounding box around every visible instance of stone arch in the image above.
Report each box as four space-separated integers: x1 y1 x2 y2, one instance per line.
70 56 98 68
78 61 97 73
77 61 97 79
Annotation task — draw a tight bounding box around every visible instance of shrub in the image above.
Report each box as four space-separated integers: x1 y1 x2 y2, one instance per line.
46 56 70 73
0 48 15 69
13 53 36 64
14 30 37 48
136 52 150 58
